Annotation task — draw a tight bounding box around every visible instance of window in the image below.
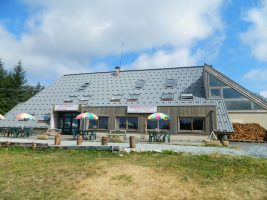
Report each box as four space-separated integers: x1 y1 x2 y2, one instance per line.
223 88 244 99
166 79 175 88
161 93 174 101
209 74 226 87
116 117 138 130
135 80 146 88
181 93 193 100
128 117 138 129
110 94 123 102
253 103 265 110
225 100 252 110
179 117 204 131
89 117 109 129
210 89 221 97
147 120 170 130
128 94 140 101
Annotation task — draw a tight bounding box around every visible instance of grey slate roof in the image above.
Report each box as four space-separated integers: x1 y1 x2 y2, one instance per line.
0 66 234 132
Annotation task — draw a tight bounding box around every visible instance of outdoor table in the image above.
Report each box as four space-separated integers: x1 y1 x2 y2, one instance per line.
80 130 96 140
148 131 171 143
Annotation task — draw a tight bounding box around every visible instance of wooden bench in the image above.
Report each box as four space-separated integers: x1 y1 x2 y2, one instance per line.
46 129 61 136
108 130 127 141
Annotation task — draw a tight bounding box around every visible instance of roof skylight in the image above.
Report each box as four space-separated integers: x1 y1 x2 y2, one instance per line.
165 79 175 88
77 82 90 91
110 94 123 102
128 94 140 101
181 93 193 100
135 80 146 89
161 93 174 101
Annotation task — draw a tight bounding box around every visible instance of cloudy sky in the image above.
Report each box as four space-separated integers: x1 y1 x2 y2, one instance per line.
0 0 267 97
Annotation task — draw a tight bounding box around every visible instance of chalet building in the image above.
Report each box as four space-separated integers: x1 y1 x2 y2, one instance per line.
0 64 266 137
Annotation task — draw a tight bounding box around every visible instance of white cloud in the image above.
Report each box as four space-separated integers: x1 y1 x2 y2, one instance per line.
0 0 224 84
260 91 267 98
243 68 267 81
241 0 267 61
130 49 200 69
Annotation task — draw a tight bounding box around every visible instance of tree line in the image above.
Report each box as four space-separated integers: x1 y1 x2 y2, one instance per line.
0 59 44 115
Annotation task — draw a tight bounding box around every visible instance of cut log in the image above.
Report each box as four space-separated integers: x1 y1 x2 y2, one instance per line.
129 136 136 148
101 136 108 145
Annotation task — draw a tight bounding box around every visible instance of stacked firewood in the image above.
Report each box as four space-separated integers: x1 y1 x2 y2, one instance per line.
230 123 266 141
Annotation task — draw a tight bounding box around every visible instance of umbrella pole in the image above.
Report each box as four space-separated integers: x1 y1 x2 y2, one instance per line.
157 120 159 133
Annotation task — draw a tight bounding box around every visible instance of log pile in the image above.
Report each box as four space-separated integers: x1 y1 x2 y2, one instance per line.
229 123 266 142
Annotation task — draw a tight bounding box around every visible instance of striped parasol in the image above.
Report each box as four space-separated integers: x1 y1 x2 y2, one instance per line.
0 114 5 120
147 113 171 132
147 113 171 121
75 112 98 120
16 113 35 121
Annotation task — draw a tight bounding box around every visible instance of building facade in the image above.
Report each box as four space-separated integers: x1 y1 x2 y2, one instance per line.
0 64 266 135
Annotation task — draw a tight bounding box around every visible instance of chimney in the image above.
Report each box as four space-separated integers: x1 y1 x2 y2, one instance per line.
115 66 120 76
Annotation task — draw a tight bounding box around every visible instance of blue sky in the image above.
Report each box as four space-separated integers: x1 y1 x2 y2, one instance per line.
0 0 267 97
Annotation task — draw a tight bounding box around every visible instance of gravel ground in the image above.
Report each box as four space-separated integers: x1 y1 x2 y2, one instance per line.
1 137 267 158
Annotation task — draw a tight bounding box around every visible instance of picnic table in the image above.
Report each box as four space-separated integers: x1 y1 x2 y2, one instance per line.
0 127 33 138
148 130 171 143
77 130 96 140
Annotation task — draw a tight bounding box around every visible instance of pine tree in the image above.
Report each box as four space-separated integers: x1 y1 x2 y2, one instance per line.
11 60 27 89
0 58 7 87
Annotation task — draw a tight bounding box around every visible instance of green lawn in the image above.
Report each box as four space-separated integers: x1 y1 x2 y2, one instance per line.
0 148 266 200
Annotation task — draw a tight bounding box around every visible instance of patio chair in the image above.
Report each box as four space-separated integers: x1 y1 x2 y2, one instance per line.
148 131 156 142
163 132 171 143
89 130 96 140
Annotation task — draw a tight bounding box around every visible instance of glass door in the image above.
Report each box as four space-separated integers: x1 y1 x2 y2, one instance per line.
57 112 80 135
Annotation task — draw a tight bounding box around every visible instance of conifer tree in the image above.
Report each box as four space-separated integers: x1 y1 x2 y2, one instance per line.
0 58 7 87
11 60 27 89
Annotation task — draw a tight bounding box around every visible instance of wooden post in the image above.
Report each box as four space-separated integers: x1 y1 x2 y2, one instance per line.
77 135 83 145
101 136 108 145
129 136 136 148
32 143 37 150
1 141 10 148
54 134 62 145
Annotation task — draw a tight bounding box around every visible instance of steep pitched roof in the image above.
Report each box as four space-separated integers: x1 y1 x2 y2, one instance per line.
0 65 233 132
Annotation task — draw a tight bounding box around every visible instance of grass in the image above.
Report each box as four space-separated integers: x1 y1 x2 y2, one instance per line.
0 148 266 200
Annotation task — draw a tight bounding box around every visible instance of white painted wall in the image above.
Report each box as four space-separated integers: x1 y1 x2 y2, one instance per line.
228 112 267 130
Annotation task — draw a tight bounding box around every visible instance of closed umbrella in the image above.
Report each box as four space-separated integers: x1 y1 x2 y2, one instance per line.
147 112 171 132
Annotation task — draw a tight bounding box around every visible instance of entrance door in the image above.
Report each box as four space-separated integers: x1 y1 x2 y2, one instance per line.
58 112 80 135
